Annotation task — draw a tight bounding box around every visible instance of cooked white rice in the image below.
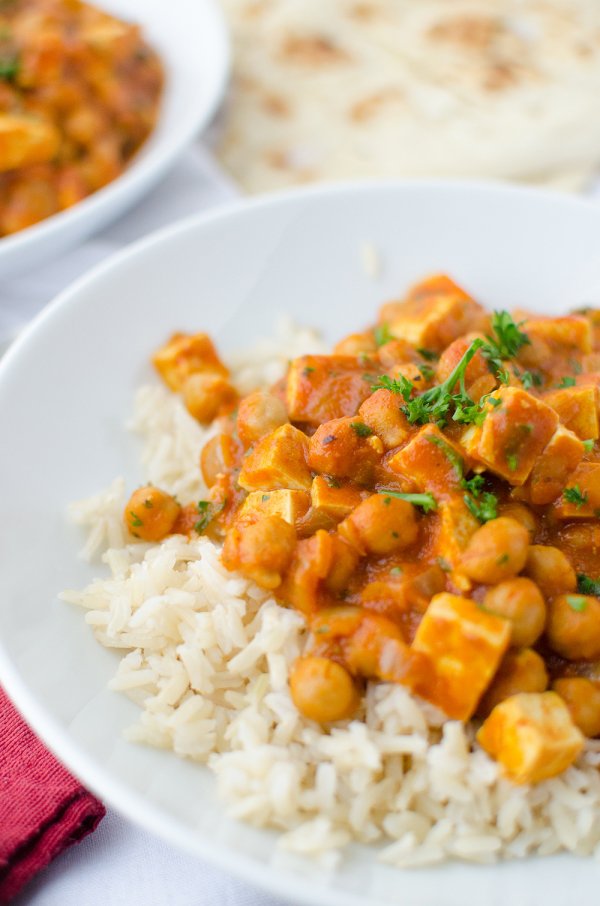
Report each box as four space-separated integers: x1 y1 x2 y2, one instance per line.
63 322 600 868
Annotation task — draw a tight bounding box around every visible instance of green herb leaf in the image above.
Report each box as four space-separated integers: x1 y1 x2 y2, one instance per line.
577 574 600 596
350 421 373 437
417 348 438 361
303 366 315 376
506 453 518 472
461 474 486 497
390 566 403 576
371 373 413 400
194 500 214 533
488 311 531 360
464 491 499 523
0 48 19 81
374 323 393 347
566 595 588 612
563 485 589 508
129 511 143 528
557 376 576 388
583 439 595 453
417 362 435 381
378 489 438 514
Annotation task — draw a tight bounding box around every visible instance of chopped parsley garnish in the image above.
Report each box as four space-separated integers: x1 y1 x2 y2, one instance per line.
577 574 600 596
378 489 438 514
506 453 518 472
417 362 435 381
371 373 413 399
417 348 438 361
514 367 542 390
566 595 588 612
563 485 588 508
464 492 498 523
583 439 595 453
496 552 510 566
485 311 531 363
350 421 373 437
556 376 576 388
374 323 393 347
0 46 19 81
143 498 154 509
129 511 143 528
390 566 403 576
194 500 214 533
261 494 270 502
462 474 486 497
303 366 315 376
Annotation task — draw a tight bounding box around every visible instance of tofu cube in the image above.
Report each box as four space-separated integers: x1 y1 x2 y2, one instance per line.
238 424 311 491
543 385 599 440
477 692 584 784
286 355 374 427
153 332 228 391
388 424 465 497
553 461 600 519
522 316 592 357
462 387 558 485
526 425 584 505
310 476 363 522
431 497 480 587
378 275 488 352
358 388 411 450
238 489 311 526
412 593 511 720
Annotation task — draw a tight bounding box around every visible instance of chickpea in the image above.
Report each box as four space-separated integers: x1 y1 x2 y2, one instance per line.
483 578 546 648
124 486 180 542
461 517 529 584
236 391 288 448
333 332 377 357
477 648 548 717
338 494 419 556
523 545 577 597
183 372 237 423
324 535 360 593
221 515 296 589
497 503 537 539
200 433 237 488
546 594 600 660
289 656 360 723
552 677 600 738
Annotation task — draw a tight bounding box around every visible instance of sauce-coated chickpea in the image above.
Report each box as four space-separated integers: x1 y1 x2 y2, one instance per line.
546 594 600 660
222 515 296 589
339 494 419 556
552 677 600 738
124 486 180 542
236 391 288 448
497 503 537 539
523 545 577 597
289 656 360 723
477 648 548 717
483 578 546 648
461 517 529 584
182 372 237 423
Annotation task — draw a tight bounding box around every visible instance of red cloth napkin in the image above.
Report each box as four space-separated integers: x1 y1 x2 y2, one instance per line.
0 688 105 903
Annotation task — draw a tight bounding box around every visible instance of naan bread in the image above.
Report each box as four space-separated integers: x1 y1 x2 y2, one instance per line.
216 0 600 192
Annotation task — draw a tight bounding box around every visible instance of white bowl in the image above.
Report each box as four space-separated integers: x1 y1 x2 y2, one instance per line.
2 182 600 906
0 0 229 279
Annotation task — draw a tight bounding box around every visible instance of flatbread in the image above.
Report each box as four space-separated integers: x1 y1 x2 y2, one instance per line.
215 0 600 192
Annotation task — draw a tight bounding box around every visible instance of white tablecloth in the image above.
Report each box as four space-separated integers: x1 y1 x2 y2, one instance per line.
2 146 291 906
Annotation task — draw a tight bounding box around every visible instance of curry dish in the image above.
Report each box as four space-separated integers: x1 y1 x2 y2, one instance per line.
124 275 600 787
0 0 163 236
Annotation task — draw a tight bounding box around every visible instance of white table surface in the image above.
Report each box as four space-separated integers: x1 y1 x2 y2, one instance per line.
4 148 600 906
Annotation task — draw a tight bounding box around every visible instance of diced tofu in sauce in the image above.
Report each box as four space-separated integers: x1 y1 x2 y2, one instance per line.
139 275 600 784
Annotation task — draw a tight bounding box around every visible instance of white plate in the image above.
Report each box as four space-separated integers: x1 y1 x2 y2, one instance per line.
2 182 600 906
0 0 229 279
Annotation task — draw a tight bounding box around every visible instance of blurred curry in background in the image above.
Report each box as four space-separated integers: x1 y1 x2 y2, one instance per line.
0 0 163 237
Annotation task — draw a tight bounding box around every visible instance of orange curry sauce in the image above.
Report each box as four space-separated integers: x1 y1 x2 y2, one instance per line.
127 275 600 784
